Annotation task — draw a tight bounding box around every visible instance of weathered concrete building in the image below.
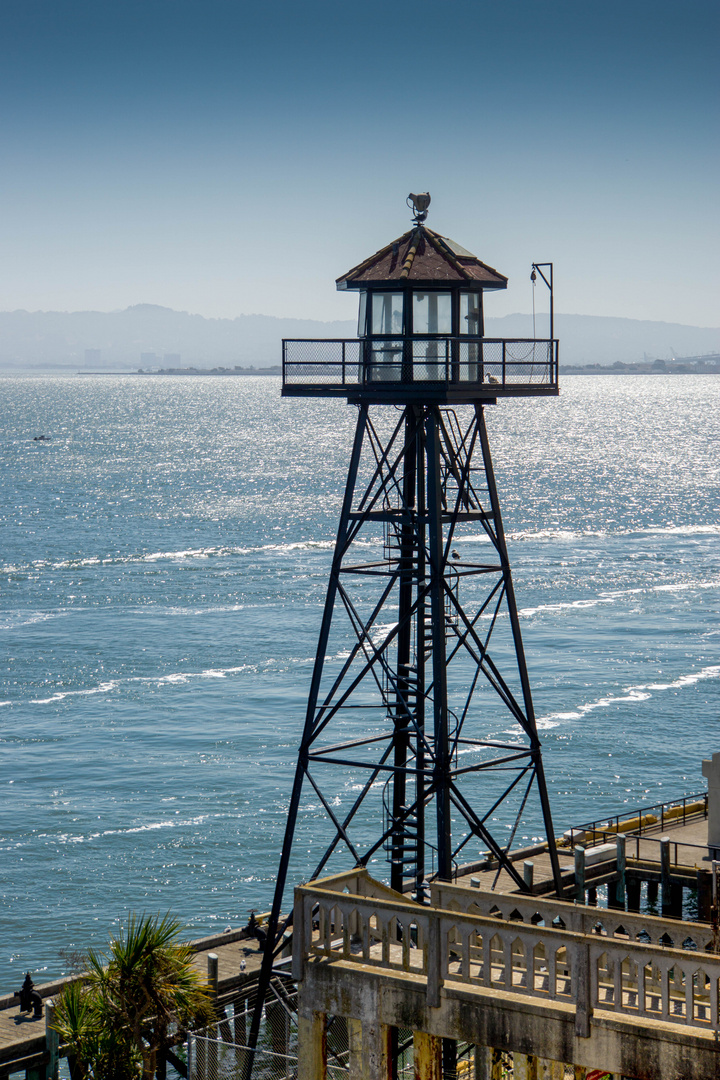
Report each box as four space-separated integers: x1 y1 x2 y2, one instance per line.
294 859 719 1080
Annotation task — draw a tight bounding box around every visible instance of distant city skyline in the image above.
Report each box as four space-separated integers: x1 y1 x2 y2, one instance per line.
0 0 717 327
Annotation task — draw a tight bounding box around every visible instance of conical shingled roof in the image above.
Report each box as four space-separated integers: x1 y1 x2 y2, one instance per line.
336 226 508 290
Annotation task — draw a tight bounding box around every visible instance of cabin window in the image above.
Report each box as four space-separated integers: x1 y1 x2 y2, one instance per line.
357 292 367 337
413 292 452 335
371 293 404 335
459 292 482 335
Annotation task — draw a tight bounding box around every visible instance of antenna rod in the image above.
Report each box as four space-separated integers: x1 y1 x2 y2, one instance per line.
531 262 554 341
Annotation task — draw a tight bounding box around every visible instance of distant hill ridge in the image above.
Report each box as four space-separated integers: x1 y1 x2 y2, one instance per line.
0 304 717 370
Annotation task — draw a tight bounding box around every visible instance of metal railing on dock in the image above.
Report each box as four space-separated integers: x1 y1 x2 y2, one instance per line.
565 792 708 848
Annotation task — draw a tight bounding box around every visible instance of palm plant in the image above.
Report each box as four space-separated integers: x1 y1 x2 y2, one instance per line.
54 913 214 1080
52 979 98 1080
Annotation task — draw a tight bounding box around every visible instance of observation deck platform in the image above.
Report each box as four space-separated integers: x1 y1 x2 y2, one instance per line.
281 337 559 404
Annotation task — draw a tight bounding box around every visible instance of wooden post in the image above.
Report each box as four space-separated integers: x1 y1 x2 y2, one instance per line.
207 1027 218 1080
698 868 713 922
523 861 534 890
234 996 247 1045
626 876 641 913
187 1033 194 1080
660 836 672 917
293 894 306 981
206 953 219 1080
267 1000 290 1060
574 846 586 902
610 835 626 910
45 999 59 1080
298 1013 326 1080
207 952 219 1006
413 1031 441 1080
219 1008 232 1045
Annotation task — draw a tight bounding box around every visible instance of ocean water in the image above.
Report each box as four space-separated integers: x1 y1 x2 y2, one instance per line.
0 373 718 991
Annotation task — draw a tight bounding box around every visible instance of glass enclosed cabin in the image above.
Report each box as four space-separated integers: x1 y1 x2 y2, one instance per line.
281 224 559 404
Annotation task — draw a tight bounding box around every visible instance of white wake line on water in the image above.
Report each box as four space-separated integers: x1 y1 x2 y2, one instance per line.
1 538 381 576
0 603 275 630
7 808 277 850
519 597 616 617
33 658 715 713
2 523 718 578
537 664 720 725
27 666 254 704
519 579 720 618
4 577 715 634
510 524 720 542
462 524 720 544
642 524 720 536
6 813 227 849
23 648 343 705
0 611 61 631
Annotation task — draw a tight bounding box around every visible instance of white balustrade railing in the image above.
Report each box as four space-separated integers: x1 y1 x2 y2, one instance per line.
294 870 720 1037
431 880 715 952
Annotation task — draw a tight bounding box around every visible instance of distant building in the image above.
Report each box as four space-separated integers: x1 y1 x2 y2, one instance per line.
84 348 101 366
163 353 181 365
140 352 157 367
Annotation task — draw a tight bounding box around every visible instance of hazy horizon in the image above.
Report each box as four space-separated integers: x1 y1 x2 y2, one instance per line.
0 298 716 330
1 306 718 372
0 301 718 332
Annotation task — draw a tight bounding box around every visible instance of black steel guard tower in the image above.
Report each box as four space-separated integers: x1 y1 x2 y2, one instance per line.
253 197 562 1037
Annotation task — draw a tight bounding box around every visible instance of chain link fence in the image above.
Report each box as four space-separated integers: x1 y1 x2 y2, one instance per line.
188 1013 589 1080
187 979 353 1080
188 989 298 1080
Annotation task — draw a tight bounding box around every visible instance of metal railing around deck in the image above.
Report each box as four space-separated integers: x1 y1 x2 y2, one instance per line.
282 338 558 391
294 870 720 1037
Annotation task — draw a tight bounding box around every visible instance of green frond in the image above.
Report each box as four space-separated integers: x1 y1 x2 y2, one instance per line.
62 911 213 1079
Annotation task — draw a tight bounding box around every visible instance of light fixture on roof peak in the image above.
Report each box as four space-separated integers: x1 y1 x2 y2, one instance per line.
407 192 431 224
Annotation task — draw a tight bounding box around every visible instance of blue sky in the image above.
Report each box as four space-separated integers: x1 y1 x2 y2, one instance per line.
1 0 717 324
